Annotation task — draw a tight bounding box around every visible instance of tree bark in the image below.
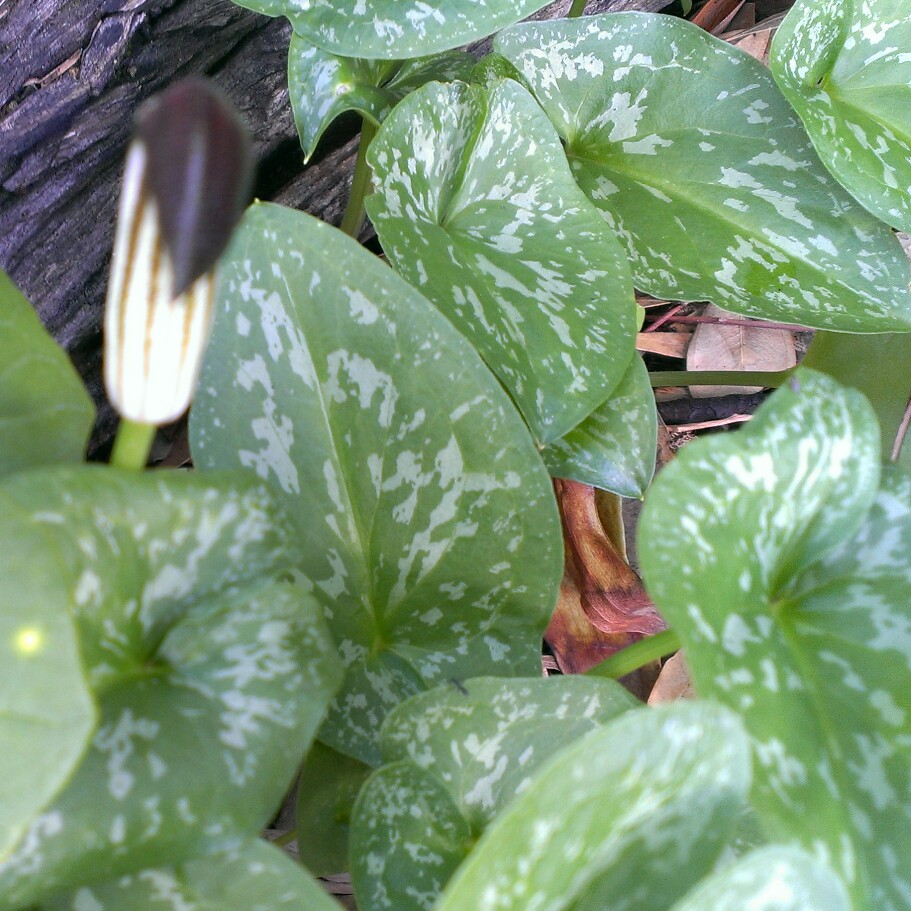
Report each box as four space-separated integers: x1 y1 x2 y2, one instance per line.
0 0 669 450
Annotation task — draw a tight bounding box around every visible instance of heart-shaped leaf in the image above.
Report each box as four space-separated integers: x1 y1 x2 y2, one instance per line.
367 79 637 444
0 466 341 909
233 0 551 59
0 270 94 479
771 0 911 231
639 370 911 911
190 204 563 764
495 14 911 332
351 675 639 911
42 838 344 910
543 353 656 497
435 700 751 911
669 846 851 911
288 35 473 160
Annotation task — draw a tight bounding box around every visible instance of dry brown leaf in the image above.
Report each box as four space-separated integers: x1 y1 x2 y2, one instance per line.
636 331 692 359
647 651 696 705
556 479 666 637
686 304 796 398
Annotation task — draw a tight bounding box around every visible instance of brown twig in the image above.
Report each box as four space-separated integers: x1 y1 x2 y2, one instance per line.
670 414 753 432
890 393 911 462
644 303 687 332
646 314 810 332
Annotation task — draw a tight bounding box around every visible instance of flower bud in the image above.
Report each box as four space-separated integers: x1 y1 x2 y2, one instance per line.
104 78 253 425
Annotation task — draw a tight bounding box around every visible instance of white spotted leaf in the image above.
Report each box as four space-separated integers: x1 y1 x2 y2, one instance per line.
771 0 911 231
543 353 656 497
231 0 551 59
639 370 911 911
367 79 638 445
0 270 94 480
668 846 851 911
351 676 639 911
189 204 563 764
42 838 343 911
288 35 474 160
0 466 341 910
495 13 911 332
435 701 752 911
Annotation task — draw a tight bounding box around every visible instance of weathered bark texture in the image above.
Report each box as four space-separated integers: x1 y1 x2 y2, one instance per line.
0 0 668 449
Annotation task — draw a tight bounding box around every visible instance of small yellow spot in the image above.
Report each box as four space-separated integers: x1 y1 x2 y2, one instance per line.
15 627 43 655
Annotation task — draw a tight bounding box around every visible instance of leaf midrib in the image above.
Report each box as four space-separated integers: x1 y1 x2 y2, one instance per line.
566 145 887 306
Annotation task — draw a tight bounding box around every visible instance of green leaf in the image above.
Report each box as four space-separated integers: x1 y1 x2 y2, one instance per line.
669 846 851 911
367 79 637 445
771 0 911 231
543 353 656 497
0 497 96 869
351 676 639 911
233 0 551 59
289 35 473 160
494 13 911 332
295 741 372 875
639 370 911 911
0 466 341 909
802 330 911 472
0 270 94 479
435 701 752 911
190 203 563 764
43 838 344 910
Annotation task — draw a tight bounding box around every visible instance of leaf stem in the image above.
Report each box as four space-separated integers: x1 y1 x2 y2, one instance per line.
568 0 588 17
110 419 156 470
340 118 378 239
585 628 681 679
649 368 794 388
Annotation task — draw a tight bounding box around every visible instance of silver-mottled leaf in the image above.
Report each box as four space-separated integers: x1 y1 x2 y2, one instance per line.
43 838 343 911
435 701 752 911
0 467 341 909
640 371 911 911
349 677 651 911
289 35 473 159
367 79 637 444
233 0 551 58
771 0 911 231
543 353 656 496
669 846 851 911
495 13 911 332
190 204 563 763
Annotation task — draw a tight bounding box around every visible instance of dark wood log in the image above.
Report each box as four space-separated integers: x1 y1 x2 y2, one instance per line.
0 0 670 450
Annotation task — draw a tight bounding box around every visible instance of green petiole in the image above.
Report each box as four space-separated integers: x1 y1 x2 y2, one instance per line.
585 628 682 679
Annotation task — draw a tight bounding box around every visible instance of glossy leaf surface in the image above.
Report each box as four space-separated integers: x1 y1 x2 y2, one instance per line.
190 204 563 763
289 36 473 159
43 838 343 911
495 13 911 332
543 353 656 496
640 370 911 911
0 270 94 479
368 79 637 444
669 846 851 911
232 0 551 59
0 467 341 909
771 0 911 231
435 701 751 911
351 676 640 911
